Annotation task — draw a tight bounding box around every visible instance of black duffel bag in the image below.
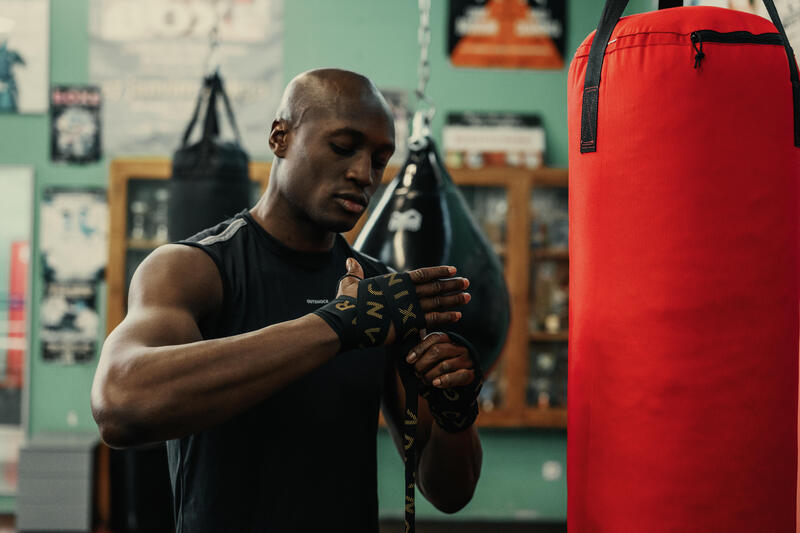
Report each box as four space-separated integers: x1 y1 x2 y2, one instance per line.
168 72 252 242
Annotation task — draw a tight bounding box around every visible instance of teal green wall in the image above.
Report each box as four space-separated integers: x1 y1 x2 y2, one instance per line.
0 0 654 518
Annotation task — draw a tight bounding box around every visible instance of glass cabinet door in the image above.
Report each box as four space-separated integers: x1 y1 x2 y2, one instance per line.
123 178 263 305
528 185 568 409
458 185 508 413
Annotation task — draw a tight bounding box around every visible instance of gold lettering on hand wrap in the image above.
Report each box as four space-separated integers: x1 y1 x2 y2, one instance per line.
385 272 402 286
364 327 381 344
405 495 415 514
399 304 416 324
443 389 460 401
335 300 356 311
402 327 418 341
368 283 383 296
366 301 384 319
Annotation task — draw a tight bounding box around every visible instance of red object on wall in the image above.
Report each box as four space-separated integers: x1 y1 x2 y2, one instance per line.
6 241 28 388
568 6 799 532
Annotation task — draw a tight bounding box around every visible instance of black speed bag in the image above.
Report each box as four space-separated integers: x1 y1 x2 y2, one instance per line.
355 138 510 373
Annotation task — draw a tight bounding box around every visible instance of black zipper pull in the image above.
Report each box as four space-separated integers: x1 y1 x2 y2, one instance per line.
691 32 705 68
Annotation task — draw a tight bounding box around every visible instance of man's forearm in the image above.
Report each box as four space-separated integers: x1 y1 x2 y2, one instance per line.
417 423 482 513
92 314 339 447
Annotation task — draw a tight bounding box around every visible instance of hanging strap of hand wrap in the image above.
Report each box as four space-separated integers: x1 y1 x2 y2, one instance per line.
314 271 427 532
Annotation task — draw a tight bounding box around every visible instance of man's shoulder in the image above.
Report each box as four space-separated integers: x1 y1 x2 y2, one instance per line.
181 211 250 248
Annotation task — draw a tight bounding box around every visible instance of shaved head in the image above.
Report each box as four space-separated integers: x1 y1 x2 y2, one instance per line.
275 68 392 127
259 68 396 248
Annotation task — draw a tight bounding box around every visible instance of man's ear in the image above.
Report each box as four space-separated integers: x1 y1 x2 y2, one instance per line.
269 119 290 158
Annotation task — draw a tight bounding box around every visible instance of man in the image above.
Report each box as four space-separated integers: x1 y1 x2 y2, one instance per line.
92 68 483 532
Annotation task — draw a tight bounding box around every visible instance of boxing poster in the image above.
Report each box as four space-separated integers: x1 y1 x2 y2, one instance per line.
448 0 567 69
89 0 283 157
39 188 107 364
50 86 102 164
0 0 49 114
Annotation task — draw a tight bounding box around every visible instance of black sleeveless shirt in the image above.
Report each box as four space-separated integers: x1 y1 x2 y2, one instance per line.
166 211 390 533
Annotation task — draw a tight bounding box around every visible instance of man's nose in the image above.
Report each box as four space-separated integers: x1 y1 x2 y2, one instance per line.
345 151 373 187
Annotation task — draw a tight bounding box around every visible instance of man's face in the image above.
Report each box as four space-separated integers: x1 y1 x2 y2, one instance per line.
275 98 395 233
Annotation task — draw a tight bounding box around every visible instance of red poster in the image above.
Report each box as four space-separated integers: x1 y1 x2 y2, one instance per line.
6 241 28 388
448 0 567 69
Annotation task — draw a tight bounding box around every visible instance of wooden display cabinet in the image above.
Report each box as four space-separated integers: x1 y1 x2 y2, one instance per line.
106 158 568 428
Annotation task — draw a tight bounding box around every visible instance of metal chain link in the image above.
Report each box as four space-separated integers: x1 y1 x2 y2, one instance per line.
410 0 435 148
203 0 229 75
416 0 432 104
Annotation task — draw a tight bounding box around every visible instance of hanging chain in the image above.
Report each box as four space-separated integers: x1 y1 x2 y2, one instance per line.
415 0 432 105
410 0 435 148
203 0 230 76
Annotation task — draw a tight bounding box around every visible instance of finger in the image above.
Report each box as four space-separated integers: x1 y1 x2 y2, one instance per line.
419 292 470 312
410 337 461 372
337 257 364 296
349 258 364 279
408 266 457 284
423 353 473 384
423 311 461 328
414 277 469 298
406 331 450 363
432 369 476 388
415 343 467 377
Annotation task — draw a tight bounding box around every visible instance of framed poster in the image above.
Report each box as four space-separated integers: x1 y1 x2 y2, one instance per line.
448 0 567 69
0 0 49 114
39 188 107 364
51 86 102 164
89 0 283 157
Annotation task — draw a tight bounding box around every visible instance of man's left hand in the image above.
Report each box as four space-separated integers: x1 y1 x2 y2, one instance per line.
405 332 476 389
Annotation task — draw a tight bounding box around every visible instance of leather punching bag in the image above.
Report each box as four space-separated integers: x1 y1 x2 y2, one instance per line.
168 72 251 242
354 128 510 373
568 3 800 532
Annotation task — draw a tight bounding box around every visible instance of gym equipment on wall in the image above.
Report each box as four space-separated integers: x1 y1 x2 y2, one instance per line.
167 71 250 242
168 8 250 242
568 1 799 531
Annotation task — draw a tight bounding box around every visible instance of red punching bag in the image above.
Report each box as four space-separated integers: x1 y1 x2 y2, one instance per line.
568 2 800 532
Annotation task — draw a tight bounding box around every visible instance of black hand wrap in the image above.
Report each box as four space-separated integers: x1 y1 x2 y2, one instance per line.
314 272 426 352
419 332 484 433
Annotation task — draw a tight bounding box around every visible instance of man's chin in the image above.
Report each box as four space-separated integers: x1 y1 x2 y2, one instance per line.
323 213 361 234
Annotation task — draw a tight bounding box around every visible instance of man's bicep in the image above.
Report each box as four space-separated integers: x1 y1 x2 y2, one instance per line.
108 244 221 351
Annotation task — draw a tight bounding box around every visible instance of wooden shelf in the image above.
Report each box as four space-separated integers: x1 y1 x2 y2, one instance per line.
522 407 567 428
532 247 568 261
531 167 568 188
530 331 569 342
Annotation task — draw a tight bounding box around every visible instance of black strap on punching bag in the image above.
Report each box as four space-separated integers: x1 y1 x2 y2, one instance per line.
580 0 800 152
168 72 251 242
